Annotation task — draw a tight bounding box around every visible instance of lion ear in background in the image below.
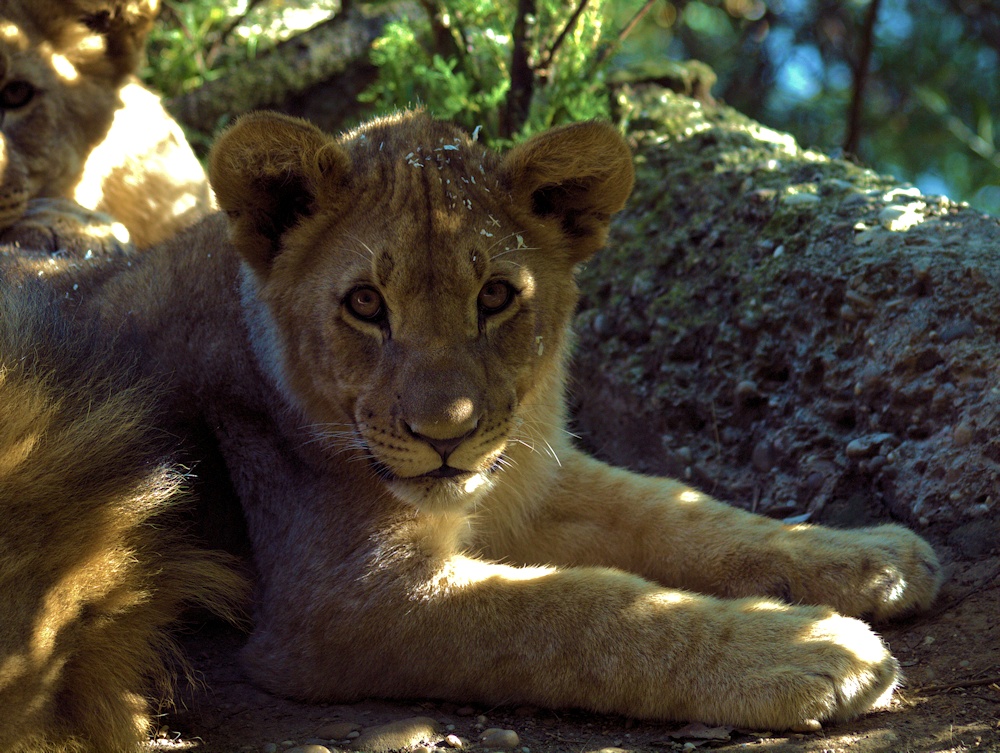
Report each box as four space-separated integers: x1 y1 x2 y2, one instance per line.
500 121 635 264
35 0 159 82
209 111 354 276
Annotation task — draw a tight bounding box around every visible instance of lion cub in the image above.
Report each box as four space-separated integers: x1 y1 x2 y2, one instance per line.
1 110 941 749
0 0 212 253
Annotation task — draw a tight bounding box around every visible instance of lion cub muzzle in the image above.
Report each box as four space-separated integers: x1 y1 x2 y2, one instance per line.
406 414 479 466
398 352 485 467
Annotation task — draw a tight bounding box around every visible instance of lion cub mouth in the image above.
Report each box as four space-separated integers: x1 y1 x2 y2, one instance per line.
372 456 501 509
421 465 472 480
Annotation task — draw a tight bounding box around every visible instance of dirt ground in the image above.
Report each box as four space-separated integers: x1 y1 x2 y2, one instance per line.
159 547 998 753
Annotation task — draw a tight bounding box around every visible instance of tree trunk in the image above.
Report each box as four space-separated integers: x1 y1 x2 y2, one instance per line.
166 6 388 137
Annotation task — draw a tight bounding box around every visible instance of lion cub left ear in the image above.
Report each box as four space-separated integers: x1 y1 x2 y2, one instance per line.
501 122 634 263
209 112 351 276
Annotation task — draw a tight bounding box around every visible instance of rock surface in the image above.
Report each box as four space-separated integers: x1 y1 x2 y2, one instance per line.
572 84 1000 542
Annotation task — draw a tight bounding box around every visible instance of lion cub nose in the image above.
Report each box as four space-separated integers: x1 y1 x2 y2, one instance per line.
406 398 479 461
408 425 477 460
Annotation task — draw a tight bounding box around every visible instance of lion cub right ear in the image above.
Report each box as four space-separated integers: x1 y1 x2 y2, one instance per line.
209 112 352 276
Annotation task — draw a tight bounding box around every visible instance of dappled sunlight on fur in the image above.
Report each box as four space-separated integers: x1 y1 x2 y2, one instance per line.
0 0 212 254
0 281 247 752
0 109 941 747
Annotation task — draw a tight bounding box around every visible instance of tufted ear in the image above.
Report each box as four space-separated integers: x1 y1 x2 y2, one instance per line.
208 111 352 276
35 0 160 81
501 121 634 263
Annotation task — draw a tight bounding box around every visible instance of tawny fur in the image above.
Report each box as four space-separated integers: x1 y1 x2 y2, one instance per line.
0 279 247 752
0 0 212 252
0 111 942 747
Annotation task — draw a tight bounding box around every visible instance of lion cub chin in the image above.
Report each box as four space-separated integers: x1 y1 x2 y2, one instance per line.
0 0 212 254
1 109 942 750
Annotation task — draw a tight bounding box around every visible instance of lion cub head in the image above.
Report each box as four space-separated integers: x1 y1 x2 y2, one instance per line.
0 0 158 231
210 111 634 512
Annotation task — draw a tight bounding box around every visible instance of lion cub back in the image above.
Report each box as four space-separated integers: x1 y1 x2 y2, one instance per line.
0 279 246 752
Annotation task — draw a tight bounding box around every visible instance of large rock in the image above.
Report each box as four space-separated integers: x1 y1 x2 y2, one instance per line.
571 85 1000 540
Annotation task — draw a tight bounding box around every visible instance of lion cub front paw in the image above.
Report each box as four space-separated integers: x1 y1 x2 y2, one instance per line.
790 523 942 621
0 198 133 257
708 603 898 730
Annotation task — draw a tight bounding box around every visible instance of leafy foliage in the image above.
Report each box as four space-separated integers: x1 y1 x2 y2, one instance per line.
140 0 998 213
619 0 1000 213
143 0 340 98
362 14 512 136
360 0 613 144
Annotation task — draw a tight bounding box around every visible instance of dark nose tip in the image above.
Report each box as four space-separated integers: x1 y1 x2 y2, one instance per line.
408 425 477 461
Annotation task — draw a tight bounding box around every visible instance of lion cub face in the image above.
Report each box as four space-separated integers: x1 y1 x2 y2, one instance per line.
0 0 155 230
211 111 634 512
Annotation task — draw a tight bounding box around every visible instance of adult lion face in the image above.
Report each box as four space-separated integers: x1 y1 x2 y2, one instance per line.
0 0 156 232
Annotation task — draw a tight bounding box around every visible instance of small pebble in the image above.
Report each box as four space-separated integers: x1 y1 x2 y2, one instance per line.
314 722 361 740
480 728 519 750
262 745 278 753
938 320 976 344
351 717 440 753
734 380 762 408
790 719 822 733
284 746 330 753
846 433 895 460
953 422 974 447
840 193 872 209
879 203 924 231
445 733 465 748
782 192 820 206
751 439 774 472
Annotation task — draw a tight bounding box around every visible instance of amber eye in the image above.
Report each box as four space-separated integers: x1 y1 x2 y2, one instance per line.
346 286 385 322
478 280 513 315
0 81 36 110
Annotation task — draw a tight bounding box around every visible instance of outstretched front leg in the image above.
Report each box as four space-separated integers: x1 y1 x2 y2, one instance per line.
245 538 901 731
479 448 941 621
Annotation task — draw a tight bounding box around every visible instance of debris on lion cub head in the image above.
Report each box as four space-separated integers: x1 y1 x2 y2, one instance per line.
207 110 635 512
208 109 635 275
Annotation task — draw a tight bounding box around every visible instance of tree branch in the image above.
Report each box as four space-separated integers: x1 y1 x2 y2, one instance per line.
844 0 882 155
167 6 387 136
539 0 589 73
501 0 536 138
593 0 658 72
205 0 270 68
417 0 466 65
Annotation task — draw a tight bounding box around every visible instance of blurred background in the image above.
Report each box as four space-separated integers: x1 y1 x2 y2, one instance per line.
143 0 1000 215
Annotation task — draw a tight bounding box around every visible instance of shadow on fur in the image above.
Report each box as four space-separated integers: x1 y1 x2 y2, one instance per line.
0 278 248 753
